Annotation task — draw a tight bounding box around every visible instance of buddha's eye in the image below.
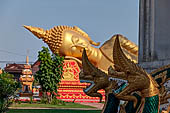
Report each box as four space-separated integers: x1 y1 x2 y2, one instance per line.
72 36 79 44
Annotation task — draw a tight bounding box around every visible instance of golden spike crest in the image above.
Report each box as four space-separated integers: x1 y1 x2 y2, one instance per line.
82 49 106 76
113 35 146 75
82 49 96 74
113 35 159 88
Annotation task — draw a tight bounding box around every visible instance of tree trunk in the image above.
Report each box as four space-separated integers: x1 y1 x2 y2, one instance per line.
47 92 53 104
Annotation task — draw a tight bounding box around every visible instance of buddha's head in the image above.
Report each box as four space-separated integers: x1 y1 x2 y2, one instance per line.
24 25 100 59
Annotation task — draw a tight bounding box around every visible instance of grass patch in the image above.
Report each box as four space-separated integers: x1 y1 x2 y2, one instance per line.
10 103 95 108
8 109 101 113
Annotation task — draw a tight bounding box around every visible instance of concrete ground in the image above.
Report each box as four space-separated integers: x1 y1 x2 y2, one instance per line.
78 102 104 110
9 107 100 110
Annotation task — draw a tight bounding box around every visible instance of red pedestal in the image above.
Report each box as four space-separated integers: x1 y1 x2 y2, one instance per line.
57 60 105 103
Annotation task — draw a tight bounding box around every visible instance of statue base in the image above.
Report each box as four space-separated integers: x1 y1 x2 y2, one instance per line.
57 60 105 102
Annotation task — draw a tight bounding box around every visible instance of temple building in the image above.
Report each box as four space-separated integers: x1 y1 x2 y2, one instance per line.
4 63 25 81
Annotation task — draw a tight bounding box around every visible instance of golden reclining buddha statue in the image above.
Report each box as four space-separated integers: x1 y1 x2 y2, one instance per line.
24 25 138 71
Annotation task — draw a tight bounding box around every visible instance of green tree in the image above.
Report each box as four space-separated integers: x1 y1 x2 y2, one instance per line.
35 46 64 103
0 71 19 113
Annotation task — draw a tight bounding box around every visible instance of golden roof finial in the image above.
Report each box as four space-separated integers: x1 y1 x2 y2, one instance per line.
26 50 29 65
113 35 145 74
26 56 29 65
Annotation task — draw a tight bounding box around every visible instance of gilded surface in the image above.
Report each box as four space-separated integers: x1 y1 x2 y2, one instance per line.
80 49 121 113
79 49 118 103
62 60 80 81
109 35 159 107
80 35 162 112
150 64 170 105
20 64 34 92
24 25 138 71
23 25 170 112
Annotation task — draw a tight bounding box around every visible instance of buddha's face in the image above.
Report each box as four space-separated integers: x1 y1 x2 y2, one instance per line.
59 30 92 58
23 25 95 59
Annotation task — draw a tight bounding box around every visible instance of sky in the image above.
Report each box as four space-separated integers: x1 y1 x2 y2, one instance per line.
0 0 139 68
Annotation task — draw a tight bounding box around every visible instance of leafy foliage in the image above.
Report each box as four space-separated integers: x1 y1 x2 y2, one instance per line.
0 71 19 113
35 46 64 103
51 97 65 105
40 97 48 104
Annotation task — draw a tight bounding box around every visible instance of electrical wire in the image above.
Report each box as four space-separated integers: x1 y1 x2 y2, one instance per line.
0 49 36 64
0 60 34 64
0 49 35 58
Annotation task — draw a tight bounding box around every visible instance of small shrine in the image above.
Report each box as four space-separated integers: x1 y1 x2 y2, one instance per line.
19 56 34 97
19 67 34 97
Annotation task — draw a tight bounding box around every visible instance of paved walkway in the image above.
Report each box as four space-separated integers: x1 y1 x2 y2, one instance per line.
78 102 104 110
9 107 99 110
